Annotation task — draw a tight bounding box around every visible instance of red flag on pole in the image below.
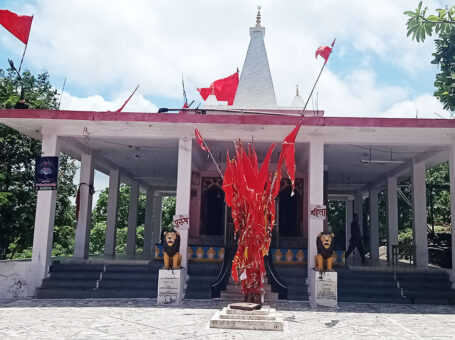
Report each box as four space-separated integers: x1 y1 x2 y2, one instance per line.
197 71 239 105
0 9 33 44
277 122 301 192
116 85 139 112
194 128 208 151
315 39 336 64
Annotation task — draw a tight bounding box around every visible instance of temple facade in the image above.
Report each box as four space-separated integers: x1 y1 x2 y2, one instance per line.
1 12 455 303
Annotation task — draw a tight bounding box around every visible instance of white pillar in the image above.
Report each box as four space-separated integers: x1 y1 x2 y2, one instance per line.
31 134 61 285
74 152 95 258
143 189 154 257
126 182 139 256
345 199 353 252
104 169 120 256
176 138 192 268
307 141 324 306
448 145 455 287
386 177 398 262
369 189 379 265
412 161 428 267
152 194 163 245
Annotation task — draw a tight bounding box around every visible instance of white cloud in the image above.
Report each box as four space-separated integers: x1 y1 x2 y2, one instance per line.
59 90 158 112
384 94 453 119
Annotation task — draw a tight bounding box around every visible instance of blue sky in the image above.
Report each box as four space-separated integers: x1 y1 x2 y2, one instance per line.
0 0 452 118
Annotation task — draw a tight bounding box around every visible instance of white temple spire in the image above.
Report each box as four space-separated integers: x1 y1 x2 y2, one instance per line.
233 7 277 109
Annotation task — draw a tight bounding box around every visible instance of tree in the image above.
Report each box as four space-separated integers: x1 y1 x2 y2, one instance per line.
405 2 455 111
0 67 78 259
405 2 455 43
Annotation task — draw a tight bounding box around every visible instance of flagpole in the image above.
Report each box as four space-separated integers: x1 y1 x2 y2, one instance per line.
17 42 28 74
202 140 224 179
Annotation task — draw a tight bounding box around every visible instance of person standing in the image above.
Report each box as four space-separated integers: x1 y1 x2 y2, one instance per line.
345 213 366 264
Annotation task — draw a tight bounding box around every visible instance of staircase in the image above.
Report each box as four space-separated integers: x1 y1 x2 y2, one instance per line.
185 263 220 299
36 262 160 299
338 268 455 304
219 278 278 302
275 265 308 301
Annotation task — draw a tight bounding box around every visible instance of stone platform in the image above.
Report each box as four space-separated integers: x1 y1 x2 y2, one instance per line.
210 304 284 331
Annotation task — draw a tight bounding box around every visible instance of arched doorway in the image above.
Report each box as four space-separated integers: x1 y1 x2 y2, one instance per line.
200 177 225 236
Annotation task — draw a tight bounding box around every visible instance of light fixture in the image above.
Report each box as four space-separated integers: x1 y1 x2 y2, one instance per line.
360 147 404 165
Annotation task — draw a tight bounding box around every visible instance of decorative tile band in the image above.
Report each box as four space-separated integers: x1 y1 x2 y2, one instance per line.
155 245 225 263
154 245 345 265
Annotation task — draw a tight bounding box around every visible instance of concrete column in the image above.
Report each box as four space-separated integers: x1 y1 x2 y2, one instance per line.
307 141 324 307
74 152 95 258
151 194 163 245
369 189 380 265
386 177 398 262
412 161 428 267
31 134 61 285
126 182 139 256
104 169 120 256
176 138 192 268
143 189 154 257
345 199 354 252
448 145 455 287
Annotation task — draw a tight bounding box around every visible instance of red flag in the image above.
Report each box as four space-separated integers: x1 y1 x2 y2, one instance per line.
179 101 189 115
0 10 33 44
222 151 234 207
194 128 208 151
277 122 301 192
315 39 336 64
197 71 239 105
116 85 139 112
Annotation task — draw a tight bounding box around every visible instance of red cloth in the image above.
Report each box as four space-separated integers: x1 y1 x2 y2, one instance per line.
194 128 208 151
197 72 239 105
0 9 33 44
277 122 301 192
315 39 336 64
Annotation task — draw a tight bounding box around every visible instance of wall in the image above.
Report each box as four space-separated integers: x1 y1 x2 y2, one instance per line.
0 260 37 299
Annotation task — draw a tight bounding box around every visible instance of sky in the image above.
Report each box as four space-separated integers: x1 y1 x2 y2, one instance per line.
0 0 453 119
1 0 453 202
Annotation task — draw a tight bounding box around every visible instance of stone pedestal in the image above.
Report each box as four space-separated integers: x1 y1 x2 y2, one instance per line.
210 305 284 331
309 269 337 308
157 268 186 305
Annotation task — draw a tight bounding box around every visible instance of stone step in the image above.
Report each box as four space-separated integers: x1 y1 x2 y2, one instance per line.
396 272 449 281
188 263 221 276
220 291 279 302
225 284 272 293
210 308 284 331
36 287 157 299
338 279 399 289
50 264 105 272
49 272 101 280
100 272 157 281
339 295 411 304
104 264 154 273
338 287 403 298
97 280 158 289
398 280 452 290
41 279 97 289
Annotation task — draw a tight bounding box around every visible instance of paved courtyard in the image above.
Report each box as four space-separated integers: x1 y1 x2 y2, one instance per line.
0 298 454 339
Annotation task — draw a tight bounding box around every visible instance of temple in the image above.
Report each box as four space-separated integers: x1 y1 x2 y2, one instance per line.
1 9 455 304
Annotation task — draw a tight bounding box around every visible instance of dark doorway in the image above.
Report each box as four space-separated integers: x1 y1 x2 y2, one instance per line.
201 177 225 235
278 179 303 237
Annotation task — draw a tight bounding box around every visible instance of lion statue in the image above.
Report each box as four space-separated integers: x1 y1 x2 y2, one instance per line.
161 230 182 269
315 232 335 271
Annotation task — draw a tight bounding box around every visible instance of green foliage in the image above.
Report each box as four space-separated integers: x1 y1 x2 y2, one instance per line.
89 222 108 254
431 33 455 111
161 196 176 232
328 200 346 250
0 68 77 259
404 2 455 42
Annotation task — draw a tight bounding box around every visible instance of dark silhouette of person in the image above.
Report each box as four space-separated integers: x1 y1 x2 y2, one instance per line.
345 213 366 264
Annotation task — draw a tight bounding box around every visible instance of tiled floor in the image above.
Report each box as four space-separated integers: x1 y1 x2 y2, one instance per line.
0 298 454 339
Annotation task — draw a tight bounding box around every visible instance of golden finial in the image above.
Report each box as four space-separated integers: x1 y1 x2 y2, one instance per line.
296 84 299 96
256 5 261 27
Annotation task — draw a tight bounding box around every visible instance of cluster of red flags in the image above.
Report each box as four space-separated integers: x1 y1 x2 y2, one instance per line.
195 121 300 297
0 9 33 45
197 71 239 105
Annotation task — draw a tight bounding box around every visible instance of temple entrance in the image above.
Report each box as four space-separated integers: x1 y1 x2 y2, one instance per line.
200 177 225 236
275 178 304 248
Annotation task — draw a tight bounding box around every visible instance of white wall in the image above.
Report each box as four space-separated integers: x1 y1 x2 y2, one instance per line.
0 261 36 299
